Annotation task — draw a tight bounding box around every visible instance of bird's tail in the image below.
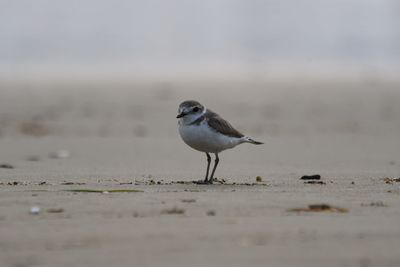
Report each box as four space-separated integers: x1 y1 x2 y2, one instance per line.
243 136 264 145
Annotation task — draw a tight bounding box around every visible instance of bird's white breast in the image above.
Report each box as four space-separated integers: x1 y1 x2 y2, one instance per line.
178 120 242 153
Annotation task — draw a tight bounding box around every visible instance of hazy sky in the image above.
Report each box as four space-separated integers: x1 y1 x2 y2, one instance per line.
0 0 399 75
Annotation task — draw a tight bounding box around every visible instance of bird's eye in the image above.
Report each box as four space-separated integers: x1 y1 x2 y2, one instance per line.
192 107 200 112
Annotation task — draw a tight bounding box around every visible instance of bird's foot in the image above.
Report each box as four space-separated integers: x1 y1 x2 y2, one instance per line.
193 179 213 185
212 178 226 184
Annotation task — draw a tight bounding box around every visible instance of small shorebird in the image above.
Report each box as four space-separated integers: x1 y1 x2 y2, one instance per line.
177 100 263 184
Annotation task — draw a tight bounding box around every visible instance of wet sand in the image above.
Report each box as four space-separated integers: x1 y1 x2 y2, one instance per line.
1 79 400 267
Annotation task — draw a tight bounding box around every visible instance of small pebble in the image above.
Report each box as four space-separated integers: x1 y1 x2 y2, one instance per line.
206 210 216 216
46 208 64 213
256 176 263 182
30 206 41 215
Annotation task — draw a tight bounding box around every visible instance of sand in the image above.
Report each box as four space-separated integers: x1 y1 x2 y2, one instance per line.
1 79 400 267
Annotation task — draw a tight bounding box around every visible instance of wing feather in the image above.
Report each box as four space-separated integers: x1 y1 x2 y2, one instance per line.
206 110 244 138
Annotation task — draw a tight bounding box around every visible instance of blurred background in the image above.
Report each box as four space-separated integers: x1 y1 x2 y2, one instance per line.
1 0 399 79
0 0 399 139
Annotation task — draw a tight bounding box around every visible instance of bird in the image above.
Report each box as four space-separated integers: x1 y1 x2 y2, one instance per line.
177 100 263 184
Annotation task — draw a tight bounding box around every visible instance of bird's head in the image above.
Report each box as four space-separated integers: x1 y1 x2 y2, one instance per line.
177 100 205 123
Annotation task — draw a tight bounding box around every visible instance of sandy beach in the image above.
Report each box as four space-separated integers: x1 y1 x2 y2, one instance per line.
1 79 400 267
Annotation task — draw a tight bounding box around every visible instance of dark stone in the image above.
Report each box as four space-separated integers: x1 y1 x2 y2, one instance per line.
300 174 321 180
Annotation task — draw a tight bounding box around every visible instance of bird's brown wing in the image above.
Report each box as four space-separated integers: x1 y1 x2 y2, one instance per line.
206 110 244 138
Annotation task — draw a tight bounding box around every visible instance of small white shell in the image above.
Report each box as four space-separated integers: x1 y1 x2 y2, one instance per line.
30 206 41 215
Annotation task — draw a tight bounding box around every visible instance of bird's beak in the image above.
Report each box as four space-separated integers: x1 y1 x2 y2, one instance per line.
176 112 186 118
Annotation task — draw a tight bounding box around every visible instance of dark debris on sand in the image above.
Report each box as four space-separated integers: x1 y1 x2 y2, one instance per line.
304 181 326 185
288 204 348 213
0 163 14 169
3 181 27 186
61 181 86 185
161 207 185 215
135 179 268 186
383 177 400 184
361 201 387 207
181 199 196 203
301 174 327 185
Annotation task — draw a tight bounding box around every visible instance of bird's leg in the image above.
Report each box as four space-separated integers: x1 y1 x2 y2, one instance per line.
208 153 219 184
204 153 211 183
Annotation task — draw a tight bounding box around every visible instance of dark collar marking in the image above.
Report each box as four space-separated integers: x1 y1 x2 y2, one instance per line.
188 114 206 125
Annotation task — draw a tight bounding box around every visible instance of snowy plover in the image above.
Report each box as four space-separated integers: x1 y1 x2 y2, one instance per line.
177 100 263 184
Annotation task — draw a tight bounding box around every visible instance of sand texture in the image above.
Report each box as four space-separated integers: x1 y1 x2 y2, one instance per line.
1 79 400 267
